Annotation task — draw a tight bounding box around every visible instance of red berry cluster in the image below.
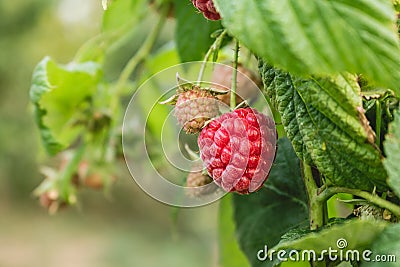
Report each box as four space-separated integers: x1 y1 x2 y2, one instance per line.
198 108 276 194
191 0 221 20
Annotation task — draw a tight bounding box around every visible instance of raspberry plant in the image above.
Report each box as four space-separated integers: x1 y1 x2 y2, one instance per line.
29 0 400 266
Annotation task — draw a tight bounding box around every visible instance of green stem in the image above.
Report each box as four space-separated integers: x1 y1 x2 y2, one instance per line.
197 29 227 85
317 187 400 217
301 162 324 230
114 7 167 95
230 40 240 110
59 144 85 203
108 5 167 127
73 34 104 62
301 162 326 267
197 48 214 86
375 100 382 148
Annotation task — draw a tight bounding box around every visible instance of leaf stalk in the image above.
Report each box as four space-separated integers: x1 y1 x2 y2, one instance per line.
196 29 228 84
230 40 240 110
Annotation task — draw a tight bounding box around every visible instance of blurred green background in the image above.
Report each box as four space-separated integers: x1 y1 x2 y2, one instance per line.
0 0 218 266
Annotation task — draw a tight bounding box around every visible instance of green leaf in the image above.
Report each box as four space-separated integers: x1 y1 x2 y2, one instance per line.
174 0 222 62
327 193 353 218
362 223 400 267
215 0 400 92
395 0 400 13
383 109 400 197
232 138 309 267
259 61 387 191
272 219 388 256
29 57 101 155
218 195 251 267
74 0 149 63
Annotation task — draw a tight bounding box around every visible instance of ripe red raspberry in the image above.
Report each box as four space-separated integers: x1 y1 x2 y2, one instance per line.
174 88 219 133
198 108 276 194
191 0 221 20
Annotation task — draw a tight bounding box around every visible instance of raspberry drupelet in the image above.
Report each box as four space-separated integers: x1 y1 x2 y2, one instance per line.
198 108 277 194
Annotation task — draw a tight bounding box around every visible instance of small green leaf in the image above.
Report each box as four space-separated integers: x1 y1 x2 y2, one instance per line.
174 0 222 62
362 223 400 267
30 57 101 155
260 61 387 191
272 219 388 255
218 195 251 267
232 138 308 267
384 109 400 197
215 0 400 92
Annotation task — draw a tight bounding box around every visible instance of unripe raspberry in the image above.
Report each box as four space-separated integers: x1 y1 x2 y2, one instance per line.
354 204 398 222
187 170 212 188
191 0 221 20
354 204 384 221
186 166 215 197
174 88 219 133
160 74 226 134
198 108 276 194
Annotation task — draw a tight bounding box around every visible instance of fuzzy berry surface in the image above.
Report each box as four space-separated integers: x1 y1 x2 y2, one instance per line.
186 168 215 197
174 89 219 133
198 108 277 194
191 0 221 20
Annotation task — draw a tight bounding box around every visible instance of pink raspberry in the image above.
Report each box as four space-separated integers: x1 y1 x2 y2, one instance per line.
191 0 221 20
198 108 276 194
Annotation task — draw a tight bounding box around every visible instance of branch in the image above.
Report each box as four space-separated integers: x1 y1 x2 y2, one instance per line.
317 186 400 217
301 162 326 267
59 144 85 203
196 29 228 84
301 162 324 230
